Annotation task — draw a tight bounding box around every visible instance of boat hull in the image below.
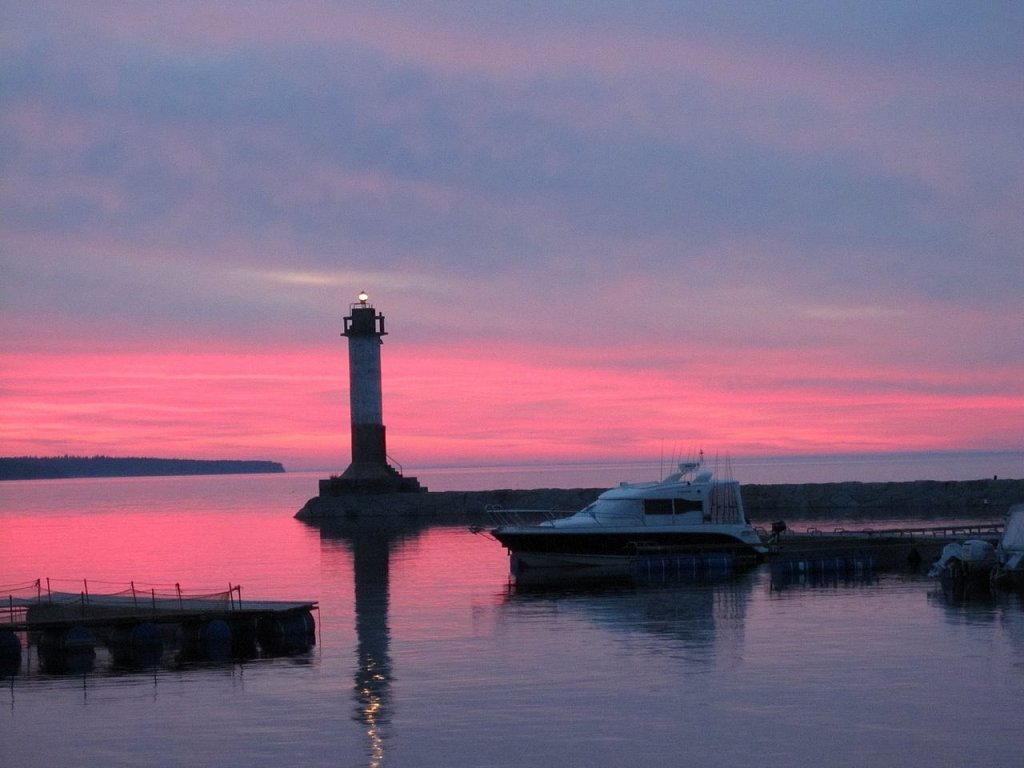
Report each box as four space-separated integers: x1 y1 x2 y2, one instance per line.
494 528 765 584
492 527 764 558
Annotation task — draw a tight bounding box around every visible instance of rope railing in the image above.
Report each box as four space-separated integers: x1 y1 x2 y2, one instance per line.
800 523 1003 538
1 578 242 614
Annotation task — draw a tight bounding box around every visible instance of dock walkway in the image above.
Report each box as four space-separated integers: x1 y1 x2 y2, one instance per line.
768 522 1002 570
1 579 318 670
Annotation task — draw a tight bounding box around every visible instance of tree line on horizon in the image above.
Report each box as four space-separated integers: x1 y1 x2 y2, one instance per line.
0 455 285 481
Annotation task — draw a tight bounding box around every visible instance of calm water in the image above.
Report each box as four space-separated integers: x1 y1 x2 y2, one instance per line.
2 470 1023 767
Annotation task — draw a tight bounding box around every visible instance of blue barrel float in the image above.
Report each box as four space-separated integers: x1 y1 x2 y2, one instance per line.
39 624 96 653
770 553 878 588
633 553 736 584
229 617 259 659
39 625 97 674
108 622 164 667
257 610 316 654
0 630 21 676
177 618 235 662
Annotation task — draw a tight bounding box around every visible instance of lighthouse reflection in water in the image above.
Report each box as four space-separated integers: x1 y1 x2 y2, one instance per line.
315 516 431 767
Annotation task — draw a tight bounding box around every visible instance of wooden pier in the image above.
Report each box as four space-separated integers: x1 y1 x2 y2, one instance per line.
1 580 318 673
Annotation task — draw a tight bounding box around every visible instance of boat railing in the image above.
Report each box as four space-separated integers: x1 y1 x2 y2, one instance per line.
483 505 568 528
795 523 1003 539
1 578 247 625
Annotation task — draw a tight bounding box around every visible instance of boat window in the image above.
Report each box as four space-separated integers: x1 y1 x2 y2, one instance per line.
644 499 673 515
643 498 704 515
674 499 703 513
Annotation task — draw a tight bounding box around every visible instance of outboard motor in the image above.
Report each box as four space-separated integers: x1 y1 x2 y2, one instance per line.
769 520 787 543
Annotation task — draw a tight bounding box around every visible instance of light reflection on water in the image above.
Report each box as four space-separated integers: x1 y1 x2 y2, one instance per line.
1 474 1023 767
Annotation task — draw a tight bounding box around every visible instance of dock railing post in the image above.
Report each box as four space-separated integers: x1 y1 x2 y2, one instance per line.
81 578 90 616
131 581 137 608
176 583 182 609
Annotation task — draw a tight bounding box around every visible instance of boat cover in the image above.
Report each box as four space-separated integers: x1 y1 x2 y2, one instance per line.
999 505 1024 552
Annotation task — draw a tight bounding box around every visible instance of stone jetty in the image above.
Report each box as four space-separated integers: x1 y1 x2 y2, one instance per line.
296 487 600 523
742 477 1024 521
296 477 1024 524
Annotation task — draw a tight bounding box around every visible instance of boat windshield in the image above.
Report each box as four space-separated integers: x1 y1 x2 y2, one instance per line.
568 499 638 523
590 499 640 521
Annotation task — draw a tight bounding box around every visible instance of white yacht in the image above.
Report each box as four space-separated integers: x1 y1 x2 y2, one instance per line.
491 459 768 581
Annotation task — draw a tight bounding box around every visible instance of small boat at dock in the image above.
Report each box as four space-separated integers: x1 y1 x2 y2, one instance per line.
927 538 997 590
489 458 768 583
991 503 1024 590
926 505 1024 592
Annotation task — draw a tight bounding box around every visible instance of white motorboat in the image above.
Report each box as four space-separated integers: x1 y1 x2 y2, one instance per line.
928 539 997 588
490 459 768 582
991 503 1024 590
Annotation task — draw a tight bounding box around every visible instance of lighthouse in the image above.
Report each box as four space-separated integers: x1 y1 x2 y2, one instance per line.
324 292 423 494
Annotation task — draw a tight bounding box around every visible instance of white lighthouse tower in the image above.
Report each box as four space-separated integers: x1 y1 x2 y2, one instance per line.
324 292 423 494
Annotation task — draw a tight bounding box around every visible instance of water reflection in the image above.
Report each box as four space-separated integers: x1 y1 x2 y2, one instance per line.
928 584 1024 676
769 562 880 591
502 571 758 668
930 579 1024 618
310 516 430 768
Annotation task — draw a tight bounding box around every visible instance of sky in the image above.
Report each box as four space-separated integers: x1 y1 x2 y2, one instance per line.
2 1 1022 473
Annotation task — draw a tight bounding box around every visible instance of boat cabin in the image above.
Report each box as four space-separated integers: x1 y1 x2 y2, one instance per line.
546 475 748 528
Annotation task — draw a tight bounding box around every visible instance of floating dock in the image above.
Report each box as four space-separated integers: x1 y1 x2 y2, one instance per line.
767 522 1003 571
1 580 318 674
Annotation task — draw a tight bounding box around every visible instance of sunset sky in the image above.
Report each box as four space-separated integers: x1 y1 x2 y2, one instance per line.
2 2 1022 473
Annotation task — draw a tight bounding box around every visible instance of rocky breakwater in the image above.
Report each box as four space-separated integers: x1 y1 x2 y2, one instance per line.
742 477 1024 522
295 488 603 523
296 477 1024 525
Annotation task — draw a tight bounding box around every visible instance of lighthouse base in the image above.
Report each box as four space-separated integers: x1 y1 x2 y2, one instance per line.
320 462 425 495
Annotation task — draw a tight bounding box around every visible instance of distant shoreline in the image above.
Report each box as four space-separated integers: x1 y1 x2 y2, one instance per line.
0 456 285 481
